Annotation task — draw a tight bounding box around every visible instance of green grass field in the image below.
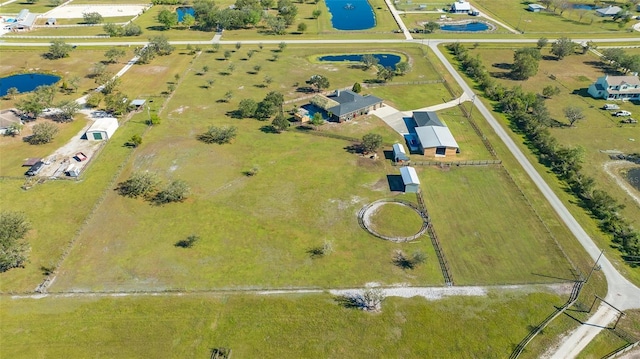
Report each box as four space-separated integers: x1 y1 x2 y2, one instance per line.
0 290 575 358
419 166 574 285
369 202 425 238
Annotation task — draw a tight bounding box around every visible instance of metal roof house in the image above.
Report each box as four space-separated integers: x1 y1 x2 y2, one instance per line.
86 117 119 140
596 5 622 17
130 99 146 107
451 0 471 13
411 111 459 157
312 89 383 122
527 4 546 12
10 13 37 31
16 9 29 22
399 166 420 193
392 143 410 163
588 75 640 100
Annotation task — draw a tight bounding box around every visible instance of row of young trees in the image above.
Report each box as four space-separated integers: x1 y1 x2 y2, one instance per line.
601 47 640 75
447 42 639 262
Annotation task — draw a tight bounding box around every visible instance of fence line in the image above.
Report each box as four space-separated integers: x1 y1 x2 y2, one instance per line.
458 103 498 158
417 191 454 286
603 340 640 359
394 159 502 167
364 79 444 88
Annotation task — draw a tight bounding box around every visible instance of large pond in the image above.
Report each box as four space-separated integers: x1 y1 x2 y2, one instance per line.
325 0 375 30
440 21 489 32
572 4 595 10
627 167 640 191
318 53 401 68
176 6 195 22
0 73 61 96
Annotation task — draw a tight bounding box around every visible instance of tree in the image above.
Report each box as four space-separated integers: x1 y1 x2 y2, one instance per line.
67 76 80 93
542 85 561 98
297 22 307 32
265 14 287 34
264 75 273 87
83 12 103 24
360 53 378 70
310 112 324 128
224 90 233 102
129 134 142 147
49 0 62 5
537 37 549 49
28 122 59 145
361 133 383 154
395 61 410 75
423 21 439 33
148 35 174 56
359 288 384 312
104 47 126 63
277 0 298 25
253 65 262 73
308 74 329 92
122 22 143 36
352 82 362 93
117 172 160 198
56 100 81 122
153 180 190 204
147 114 162 126
47 40 74 59
175 234 199 248
206 78 215 89
157 8 178 29
312 9 321 18
182 14 195 29
278 41 287 52
104 91 130 115
103 23 121 37
224 50 232 60
91 62 107 81
86 92 103 108
198 125 238 144
0 212 31 273
511 47 541 80
376 65 395 82
271 113 289 132
551 37 575 60
247 49 256 59
563 106 585 127
6 87 19 99
237 98 258 118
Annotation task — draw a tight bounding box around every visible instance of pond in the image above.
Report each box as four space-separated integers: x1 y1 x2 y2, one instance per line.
176 6 195 22
440 21 489 32
325 0 376 30
0 73 61 96
572 4 595 10
318 53 401 69
627 167 640 191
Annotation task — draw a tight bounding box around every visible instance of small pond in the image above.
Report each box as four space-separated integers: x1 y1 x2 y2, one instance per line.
627 167 640 191
0 73 61 96
318 53 401 69
176 6 195 22
572 4 595 10
325 0 376 30
440 21 489 32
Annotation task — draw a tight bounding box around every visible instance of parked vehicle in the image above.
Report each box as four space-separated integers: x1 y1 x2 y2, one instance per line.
603 104 620 110
26 161 44 176
621 118 638 124
614 110 632 117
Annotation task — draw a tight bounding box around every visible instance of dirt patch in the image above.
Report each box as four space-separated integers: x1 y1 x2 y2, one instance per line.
603 161 640 208
139 66 169 75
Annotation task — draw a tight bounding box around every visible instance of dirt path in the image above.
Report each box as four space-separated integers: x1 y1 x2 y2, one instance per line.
603 161 640 209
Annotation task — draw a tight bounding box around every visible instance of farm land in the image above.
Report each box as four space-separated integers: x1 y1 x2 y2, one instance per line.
1 0 639 357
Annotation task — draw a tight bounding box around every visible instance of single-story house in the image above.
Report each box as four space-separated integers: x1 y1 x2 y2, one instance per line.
0 109 22 135
451 0 471 13
86 117 119 140
392 143 410 163
16 9 29 22
310 89 383 122
527 4 546 12
588 75 640 100
596 5 621 17
412 111 459 157
45 18 56 25
399 166 421 193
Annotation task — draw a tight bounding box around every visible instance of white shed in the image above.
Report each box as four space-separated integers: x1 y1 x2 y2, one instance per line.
86 117 118 141
399 166 421 193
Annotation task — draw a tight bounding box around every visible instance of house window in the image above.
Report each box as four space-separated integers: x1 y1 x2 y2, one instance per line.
435 147 446 155
93 132 103 140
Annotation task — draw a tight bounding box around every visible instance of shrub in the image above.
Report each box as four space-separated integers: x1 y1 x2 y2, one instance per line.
153 180 189 204
116 172 160 198
198 126 237 144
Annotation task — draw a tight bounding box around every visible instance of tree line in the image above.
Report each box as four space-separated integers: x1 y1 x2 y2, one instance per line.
447 42 639 263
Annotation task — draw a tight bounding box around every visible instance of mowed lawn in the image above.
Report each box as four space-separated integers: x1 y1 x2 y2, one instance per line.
419 166 574 285
0 290 572 358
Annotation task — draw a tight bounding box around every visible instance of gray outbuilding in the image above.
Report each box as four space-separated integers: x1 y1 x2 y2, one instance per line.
399 166 420 193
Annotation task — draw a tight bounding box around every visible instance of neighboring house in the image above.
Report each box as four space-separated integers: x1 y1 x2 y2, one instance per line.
527 4 546 12
9 9 37 31
0 109 22 135
588 75 640 100
130 99 146 108
399 166 421 193
310 89 383 122
451 0 471 13
412 111 459 157
392 143 410 163
596 5 621 17
86 117 119 140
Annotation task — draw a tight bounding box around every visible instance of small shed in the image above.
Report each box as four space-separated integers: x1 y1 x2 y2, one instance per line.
399 166 421 193
527 4 545 12
86 117 118 141
392 143 410 163
130 99 146 108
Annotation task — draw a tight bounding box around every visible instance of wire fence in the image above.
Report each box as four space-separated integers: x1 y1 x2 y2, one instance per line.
393 159 502 167
416 191 454 286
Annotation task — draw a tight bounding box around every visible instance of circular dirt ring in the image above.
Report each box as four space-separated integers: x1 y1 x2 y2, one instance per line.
358 199 428 242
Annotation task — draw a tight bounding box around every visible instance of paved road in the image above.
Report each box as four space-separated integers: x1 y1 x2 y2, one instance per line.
427 40 640 358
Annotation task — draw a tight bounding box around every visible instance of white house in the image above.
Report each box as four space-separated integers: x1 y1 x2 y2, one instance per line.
86 117 119 140
451 0 471 13
596 5 622 17
588 75 640 100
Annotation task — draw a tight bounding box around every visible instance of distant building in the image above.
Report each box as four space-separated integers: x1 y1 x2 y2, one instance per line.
0 109 22 135
451 0 471 13
310 89 383 122
412 111 459 157
399 166 420 193
9 9 37 31
527 4 546 12
86 117 119 140
45 18 56 25
392 143 410 163
596 5 622 17
588 75 640 100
